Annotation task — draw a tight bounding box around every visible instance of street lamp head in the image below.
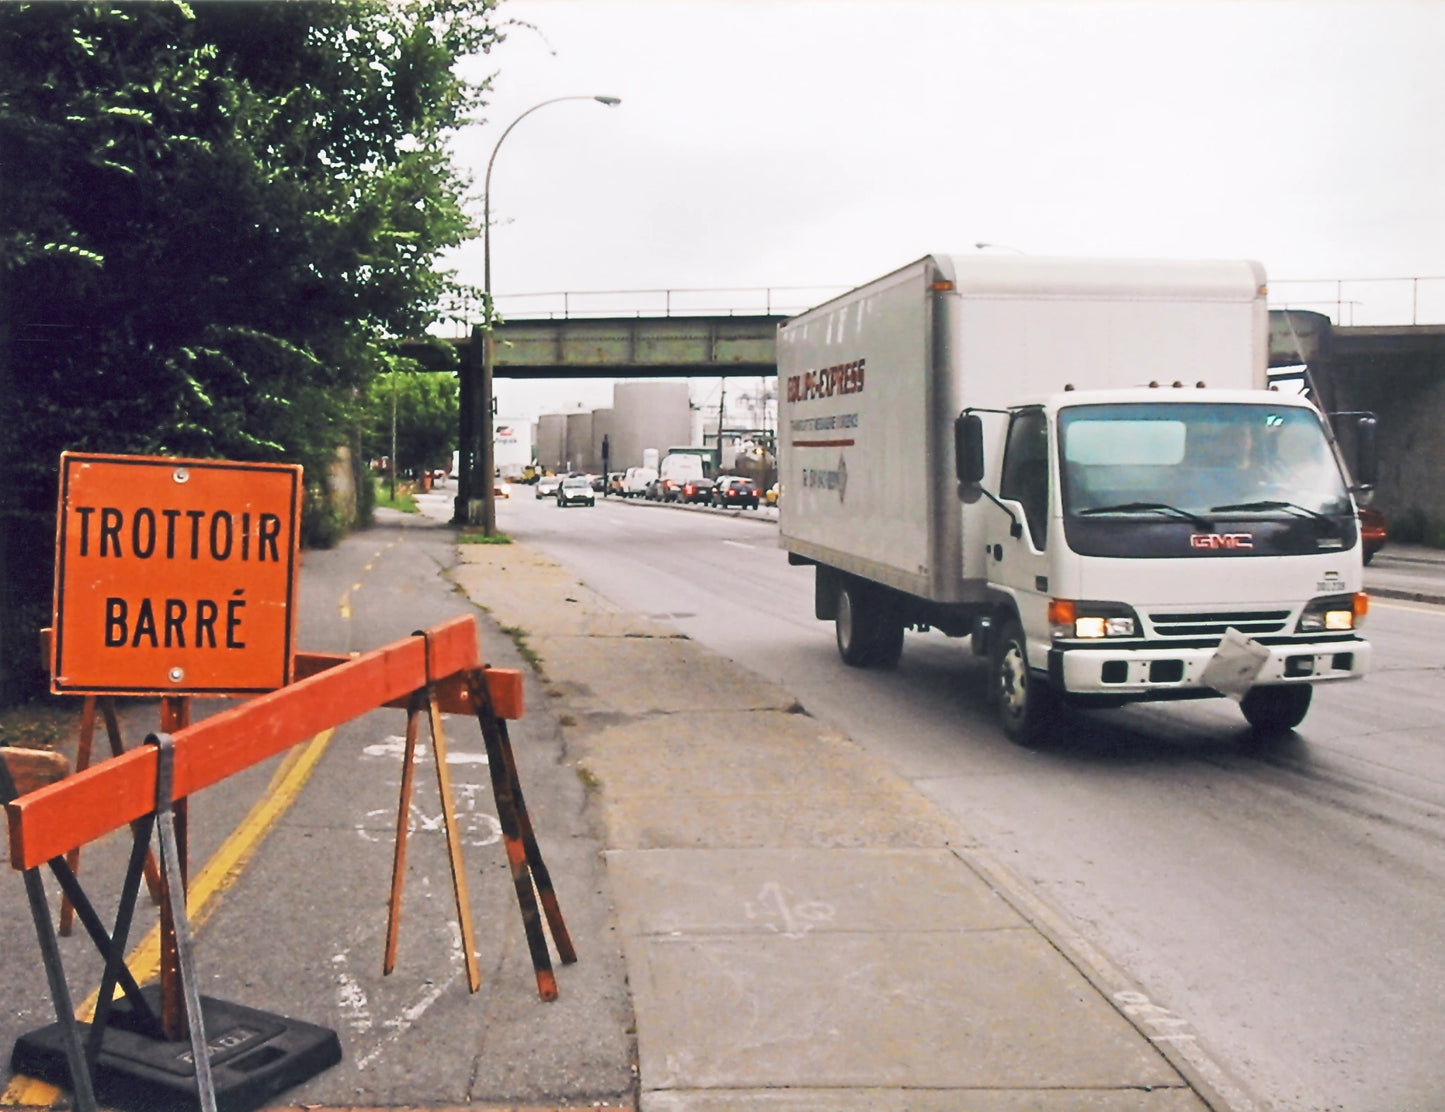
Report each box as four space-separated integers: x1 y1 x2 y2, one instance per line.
594 96 622 106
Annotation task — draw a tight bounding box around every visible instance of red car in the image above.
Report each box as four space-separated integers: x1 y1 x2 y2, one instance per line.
1358 506 1387 565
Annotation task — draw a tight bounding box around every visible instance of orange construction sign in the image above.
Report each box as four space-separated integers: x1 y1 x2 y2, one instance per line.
51 452 302 696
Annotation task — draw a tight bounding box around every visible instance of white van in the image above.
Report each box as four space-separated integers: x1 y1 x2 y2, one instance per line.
622 467 657 497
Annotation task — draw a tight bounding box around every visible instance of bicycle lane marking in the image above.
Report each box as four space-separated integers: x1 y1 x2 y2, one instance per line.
336 726 499 1068
356 733 500 848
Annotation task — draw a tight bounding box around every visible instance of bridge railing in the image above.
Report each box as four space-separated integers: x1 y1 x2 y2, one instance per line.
1269 276 1445 327
439 286 850 333
439 277 1445 336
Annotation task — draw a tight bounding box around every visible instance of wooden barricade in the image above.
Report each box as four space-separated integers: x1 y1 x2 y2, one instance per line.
4 614 573 1112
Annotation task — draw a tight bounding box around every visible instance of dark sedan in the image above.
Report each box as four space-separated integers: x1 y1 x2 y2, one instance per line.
711 476 759 510
677 478 715 504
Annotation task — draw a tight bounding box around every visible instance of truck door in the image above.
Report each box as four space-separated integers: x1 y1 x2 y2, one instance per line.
988 407 1052 659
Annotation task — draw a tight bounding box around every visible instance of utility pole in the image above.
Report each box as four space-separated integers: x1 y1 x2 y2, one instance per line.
390 372 398 501
716 378 727 469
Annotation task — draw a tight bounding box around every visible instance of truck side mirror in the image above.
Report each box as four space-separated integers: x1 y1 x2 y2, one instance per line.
1355 414 1378 489
954 413 985 488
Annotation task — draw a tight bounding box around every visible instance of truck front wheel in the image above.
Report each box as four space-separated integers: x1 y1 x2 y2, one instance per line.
835 579 903 669
1240 684 1312 734
992 619 1054 745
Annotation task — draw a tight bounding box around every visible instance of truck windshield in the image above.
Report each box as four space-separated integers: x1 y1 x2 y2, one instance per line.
1059 402 1352 519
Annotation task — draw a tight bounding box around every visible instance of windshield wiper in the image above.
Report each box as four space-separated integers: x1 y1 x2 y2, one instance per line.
1210 500 1340 530
1077 502 1214 528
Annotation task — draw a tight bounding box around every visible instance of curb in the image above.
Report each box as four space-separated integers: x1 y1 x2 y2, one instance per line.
606 495 778 521
1367 586 1445 607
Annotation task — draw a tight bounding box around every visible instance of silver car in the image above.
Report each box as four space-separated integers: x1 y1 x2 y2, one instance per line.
557 476 595 507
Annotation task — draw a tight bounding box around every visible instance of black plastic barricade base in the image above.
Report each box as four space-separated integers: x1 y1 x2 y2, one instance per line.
12 988 341 1112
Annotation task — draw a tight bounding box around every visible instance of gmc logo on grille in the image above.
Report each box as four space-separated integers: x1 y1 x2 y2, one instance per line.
1190 533 1253 550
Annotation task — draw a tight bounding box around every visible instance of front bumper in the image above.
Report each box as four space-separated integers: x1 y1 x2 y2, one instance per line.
1048 636 1370 700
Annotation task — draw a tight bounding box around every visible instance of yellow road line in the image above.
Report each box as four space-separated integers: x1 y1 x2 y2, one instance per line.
1373 596 1445 616
3 729 336 1107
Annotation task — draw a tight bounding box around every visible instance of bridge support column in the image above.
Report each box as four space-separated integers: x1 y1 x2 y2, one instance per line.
470 325 496 532
454 328 476 525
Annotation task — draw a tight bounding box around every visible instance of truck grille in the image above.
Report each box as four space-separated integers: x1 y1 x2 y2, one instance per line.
1147 610 1291 638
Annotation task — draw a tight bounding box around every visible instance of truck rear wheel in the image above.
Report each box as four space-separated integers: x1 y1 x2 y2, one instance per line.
835 579 903 669
1240 684 1312 733
992 619 1054 746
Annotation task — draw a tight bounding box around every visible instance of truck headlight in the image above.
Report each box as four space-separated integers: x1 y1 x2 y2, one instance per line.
1049 599 1139 640
1297 592 1368 633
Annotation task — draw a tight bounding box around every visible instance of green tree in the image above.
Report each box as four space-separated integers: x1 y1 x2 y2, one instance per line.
0 1 499 700
365 369 460 480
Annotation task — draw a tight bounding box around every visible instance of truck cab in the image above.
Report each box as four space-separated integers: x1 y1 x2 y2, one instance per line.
961 386 1372 741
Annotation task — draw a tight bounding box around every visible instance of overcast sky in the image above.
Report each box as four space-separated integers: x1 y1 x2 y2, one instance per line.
442 0 1445 420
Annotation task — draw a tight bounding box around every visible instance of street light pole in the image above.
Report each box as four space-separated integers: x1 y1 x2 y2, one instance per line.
463 94 622 530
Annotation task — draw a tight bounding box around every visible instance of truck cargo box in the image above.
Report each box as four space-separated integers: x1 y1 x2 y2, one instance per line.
777 254 1268 604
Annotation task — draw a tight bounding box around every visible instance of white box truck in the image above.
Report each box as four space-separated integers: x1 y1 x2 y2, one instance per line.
493 417 533 481
778 255 1375 743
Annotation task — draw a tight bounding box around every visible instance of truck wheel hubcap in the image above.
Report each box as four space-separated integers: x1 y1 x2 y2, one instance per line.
838 591 855 647
1000 644 1027 719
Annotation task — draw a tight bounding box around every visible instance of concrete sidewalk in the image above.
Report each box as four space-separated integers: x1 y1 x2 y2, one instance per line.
445 526 1249 1112
1364 541 1445 606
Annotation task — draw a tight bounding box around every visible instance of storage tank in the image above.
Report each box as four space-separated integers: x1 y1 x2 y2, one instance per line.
565 412 594 472
611 381 691 472
535 414 567 473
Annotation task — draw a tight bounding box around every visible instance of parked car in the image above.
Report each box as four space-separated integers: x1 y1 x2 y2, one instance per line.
493 478 511 500
712 476 760 510
677 477 715 504
589 473 607 492
535 475 561 499
645 477 677 501
557 476 596 507
606 472 625 496
1359 506 1387 564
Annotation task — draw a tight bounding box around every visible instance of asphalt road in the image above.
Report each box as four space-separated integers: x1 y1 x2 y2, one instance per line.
1 507 634 1110
501 489 1445 1112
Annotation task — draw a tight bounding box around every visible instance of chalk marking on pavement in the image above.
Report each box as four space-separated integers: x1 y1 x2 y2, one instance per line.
334 907 465 1069
2 729 336 1108
744 880 835 938
722 540 754 549
333 950 374 1033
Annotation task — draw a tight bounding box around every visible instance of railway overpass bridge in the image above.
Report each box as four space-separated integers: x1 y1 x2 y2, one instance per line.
409 289 1445 533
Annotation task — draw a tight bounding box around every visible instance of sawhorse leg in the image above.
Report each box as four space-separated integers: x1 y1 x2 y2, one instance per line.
384 687 482 992
467 667 576 1001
